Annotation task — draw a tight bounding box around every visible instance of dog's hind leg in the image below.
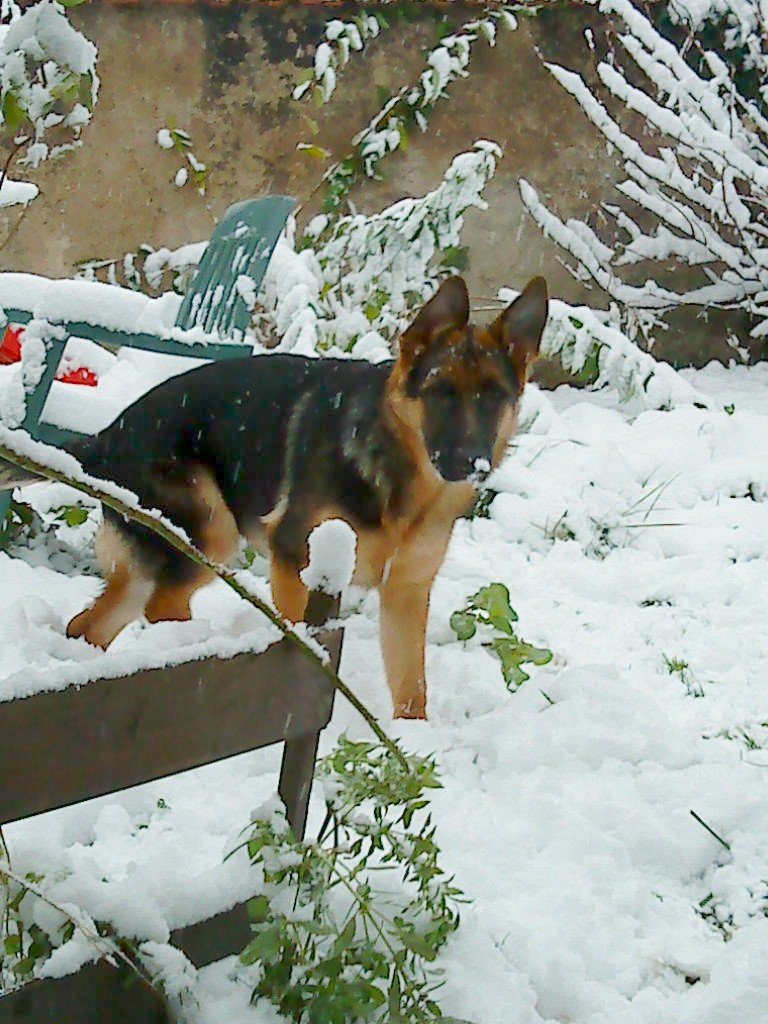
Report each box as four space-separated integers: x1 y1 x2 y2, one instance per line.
67 563 154 649
263 501 310 623
144 572 208 623
145 469 241 622
67 465 240 648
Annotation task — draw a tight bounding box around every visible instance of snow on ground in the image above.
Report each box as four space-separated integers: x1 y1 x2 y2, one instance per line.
1 350 768 1022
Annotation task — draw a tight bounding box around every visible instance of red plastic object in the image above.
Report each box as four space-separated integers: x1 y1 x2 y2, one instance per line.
0 325 22 364
0 324 98 385
57 365 98 387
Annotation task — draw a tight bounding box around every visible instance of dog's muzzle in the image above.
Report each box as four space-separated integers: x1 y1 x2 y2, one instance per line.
430 451 491 484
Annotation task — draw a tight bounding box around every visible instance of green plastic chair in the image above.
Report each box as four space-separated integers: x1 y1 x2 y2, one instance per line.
0 194 295 528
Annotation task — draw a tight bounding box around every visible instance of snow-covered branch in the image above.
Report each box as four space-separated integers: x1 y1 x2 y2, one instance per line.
293 12 383 105
0 0 98 183
312 5 518 212
521 0 768 344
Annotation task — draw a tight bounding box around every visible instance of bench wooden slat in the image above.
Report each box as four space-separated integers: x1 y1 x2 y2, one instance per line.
0 628 340 828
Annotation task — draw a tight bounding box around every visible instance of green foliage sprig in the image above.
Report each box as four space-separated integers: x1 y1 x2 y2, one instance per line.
238 738 468 1024
450 583 552 689
0 0 98 176
309 5 520 216
156 124 209 195
293 11 384 106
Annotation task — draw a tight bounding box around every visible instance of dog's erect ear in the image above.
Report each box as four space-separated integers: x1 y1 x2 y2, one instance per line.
489 276 548 374
398 277 470 363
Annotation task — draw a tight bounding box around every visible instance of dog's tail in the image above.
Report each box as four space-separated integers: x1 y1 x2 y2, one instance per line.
0 436 97 492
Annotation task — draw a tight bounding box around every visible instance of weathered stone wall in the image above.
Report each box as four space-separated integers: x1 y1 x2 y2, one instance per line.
0 3 739 365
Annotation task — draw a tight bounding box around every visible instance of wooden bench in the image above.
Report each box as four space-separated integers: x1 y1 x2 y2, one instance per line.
0 592 341 1022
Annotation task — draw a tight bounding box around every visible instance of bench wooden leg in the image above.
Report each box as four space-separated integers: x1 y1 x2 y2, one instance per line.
279 732 321 840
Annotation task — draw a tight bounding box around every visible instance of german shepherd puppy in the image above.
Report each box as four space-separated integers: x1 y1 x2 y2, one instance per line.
41 275 548 718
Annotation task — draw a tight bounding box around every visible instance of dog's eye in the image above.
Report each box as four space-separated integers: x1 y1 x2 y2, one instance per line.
476 380 507 402
425 381 457 402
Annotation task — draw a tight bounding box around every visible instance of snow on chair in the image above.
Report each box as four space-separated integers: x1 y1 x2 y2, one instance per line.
0 194 295 530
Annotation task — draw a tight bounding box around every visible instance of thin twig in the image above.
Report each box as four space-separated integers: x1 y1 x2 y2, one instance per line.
690 809 731 851
0 864 156 992
0 439 409 770
0 138 24 202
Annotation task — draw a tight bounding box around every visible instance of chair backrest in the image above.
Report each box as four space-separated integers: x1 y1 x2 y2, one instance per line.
175 195 296 340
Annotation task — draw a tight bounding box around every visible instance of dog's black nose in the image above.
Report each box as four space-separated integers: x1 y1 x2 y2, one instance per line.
432 451 491 483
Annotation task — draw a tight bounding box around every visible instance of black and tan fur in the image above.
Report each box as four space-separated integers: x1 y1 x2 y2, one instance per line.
50 276 548 718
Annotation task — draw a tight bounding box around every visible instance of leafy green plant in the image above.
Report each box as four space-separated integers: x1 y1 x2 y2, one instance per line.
450 583 552 689
465 487 498 520
663 653 703 698
0 498 36 551
714 724 768 752
304 5 520 215
53 503 89 528
0 0 98 180
236 737 468 1024
1 868 59 988
156 124 209 194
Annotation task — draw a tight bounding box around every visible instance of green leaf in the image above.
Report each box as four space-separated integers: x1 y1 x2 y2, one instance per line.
398 929 438 960
333 917 356 953
469 583 518 628
297 143 331 161
449 610 476 642
492 642 530 690
518 643 553 667
388 972 404 1022
247 894 271 924
3 934 21 955
240 923 283 965
28 934 52 960
11 956 35 977
315 954 342 979
441 245 469 272
58 505 89 527
2 90 27 137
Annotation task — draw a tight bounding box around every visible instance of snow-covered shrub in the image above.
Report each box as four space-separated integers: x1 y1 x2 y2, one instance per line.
527 290 710 410
77 239 205 295
292 11 384 105
239 739 462 1024
74 0 707 412
0 0 98 187
78 140 502 358
295 139 501 353
311 5 519 213
520 0 768 347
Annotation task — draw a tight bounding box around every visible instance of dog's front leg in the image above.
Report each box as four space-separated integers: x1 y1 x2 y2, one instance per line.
269 553 309 623
377 500 469 719
265 510 310 623
378 574 432 720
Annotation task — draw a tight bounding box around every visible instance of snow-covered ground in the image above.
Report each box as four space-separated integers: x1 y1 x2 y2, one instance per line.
1 344 768 1022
